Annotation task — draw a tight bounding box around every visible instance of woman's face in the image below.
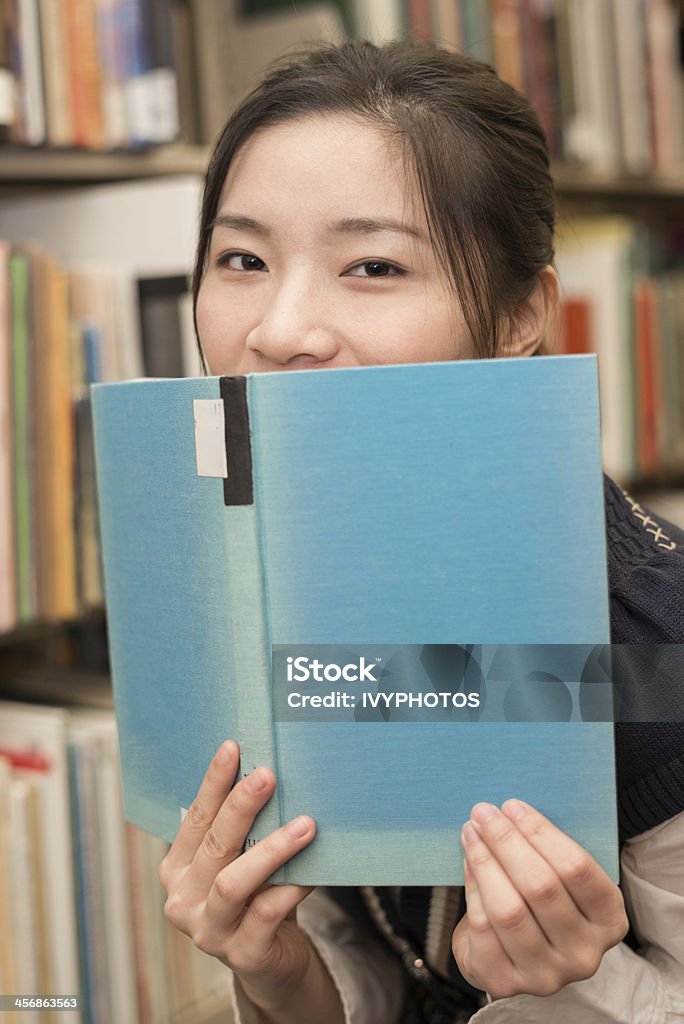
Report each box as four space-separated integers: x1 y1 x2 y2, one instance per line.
197 115 474 375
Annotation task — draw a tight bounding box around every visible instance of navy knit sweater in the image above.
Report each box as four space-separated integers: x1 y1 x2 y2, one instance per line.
604 475 684 840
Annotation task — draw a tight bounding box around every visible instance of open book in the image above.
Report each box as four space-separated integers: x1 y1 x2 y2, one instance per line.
92 356 617 885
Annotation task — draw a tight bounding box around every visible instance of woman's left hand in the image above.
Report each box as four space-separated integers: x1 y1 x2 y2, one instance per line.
451 799 629 1000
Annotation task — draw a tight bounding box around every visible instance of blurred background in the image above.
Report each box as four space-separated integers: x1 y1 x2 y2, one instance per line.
0 1 682 1021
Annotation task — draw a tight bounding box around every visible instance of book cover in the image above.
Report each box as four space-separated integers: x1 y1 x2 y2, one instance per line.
92 356 617 886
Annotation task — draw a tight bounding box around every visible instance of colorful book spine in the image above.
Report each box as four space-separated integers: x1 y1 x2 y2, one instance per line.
8 249 36 623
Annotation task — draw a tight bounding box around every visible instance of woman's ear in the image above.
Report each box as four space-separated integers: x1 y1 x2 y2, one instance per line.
504 265 561 358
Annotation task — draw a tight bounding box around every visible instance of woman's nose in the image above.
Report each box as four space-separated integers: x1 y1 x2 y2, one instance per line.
245 277 340 367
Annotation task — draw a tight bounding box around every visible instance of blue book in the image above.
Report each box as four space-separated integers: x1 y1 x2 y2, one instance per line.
91 356 618 885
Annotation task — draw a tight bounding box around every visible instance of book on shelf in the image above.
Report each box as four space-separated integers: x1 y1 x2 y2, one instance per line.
0 176 202 633
92 355 618 887
430 0 461 51
555 216 684 485
65 0 105 150
0 240 16 633
0 0 15 142
10 0 46 146
0 702 81 1024
190 0 345 144
4 0 182 150
0 699 233 1024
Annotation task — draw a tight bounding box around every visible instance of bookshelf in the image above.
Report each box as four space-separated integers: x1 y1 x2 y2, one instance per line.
0 144 210 184
2 147 684 199
0 0 682 1020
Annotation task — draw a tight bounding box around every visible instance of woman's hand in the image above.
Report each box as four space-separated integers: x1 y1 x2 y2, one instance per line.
158 740 319 1008
451 799 628 1000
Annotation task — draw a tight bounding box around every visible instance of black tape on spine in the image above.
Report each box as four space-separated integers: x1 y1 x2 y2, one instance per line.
220 376 254 506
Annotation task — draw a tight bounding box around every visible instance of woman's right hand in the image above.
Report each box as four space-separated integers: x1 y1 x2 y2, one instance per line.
158 739 318 1006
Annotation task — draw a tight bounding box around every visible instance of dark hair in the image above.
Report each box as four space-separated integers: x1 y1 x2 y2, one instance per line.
193 38 557 365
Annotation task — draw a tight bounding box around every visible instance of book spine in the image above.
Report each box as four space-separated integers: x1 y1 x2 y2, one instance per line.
407 0 433 43
47 264 78 619
65 0 105 149
15 0 46 145
145 0 179 143
124 825 153 1023
219 377 283 859
94 0 128 148
491 0 525 93
93 730 139 1024
120 0 155 146
69 736 112 1024
644 0 680 174
8 250 36 624
39 0 74 146
28 249 50 623
7 777 41 1024
0 0 17 140
430 0 462 51
0 760 19 1011
659 274 683 469
0 242 17 634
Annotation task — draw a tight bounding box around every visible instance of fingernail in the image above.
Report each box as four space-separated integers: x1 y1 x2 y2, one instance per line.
287 815 312 838
245 768 267 793
216 741 235 766
461 821 478 847
502 799 527 820
471 802 498 825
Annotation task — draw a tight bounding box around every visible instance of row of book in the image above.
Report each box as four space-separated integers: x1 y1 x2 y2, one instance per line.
554 217 684 485
0 0 183 149
2 0 683 173
338 0 684 177
188 0 684 174
0 242 202 635
0 175 202 636
0 698 232 1024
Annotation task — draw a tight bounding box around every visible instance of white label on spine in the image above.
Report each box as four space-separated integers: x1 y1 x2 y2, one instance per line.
193 399 228 478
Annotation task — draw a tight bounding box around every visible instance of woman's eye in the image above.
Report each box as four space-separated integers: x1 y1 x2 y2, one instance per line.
346 261 402 278
217 252 266 271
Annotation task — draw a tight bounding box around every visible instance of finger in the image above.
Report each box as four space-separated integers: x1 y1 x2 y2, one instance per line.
163 741 239 871
237 884 315 964
462 820 551 971
205 815 316 930
182 766 277 903
500 800 625 928
469 802 591 954
454 847 511 991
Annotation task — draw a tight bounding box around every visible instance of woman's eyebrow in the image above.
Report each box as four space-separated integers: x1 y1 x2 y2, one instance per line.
210 212 425 241
329 216 425 240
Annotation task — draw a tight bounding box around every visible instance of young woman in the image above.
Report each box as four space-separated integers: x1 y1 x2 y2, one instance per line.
158 40 684 1024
